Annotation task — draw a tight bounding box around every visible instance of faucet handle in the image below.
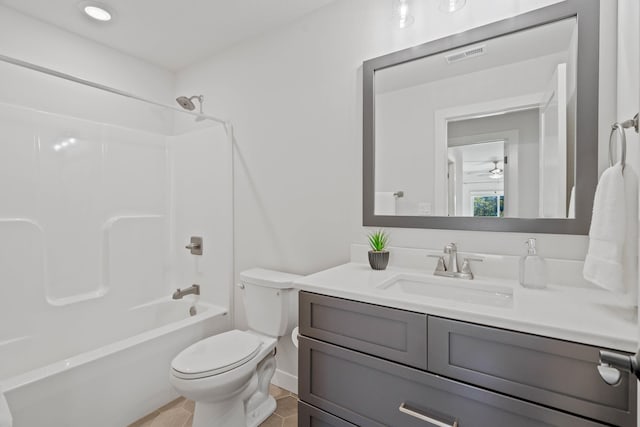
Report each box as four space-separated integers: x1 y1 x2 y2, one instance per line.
461 257 483 274
428 255 447 272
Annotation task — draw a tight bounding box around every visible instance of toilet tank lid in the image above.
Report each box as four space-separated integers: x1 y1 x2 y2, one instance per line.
240 268 302 289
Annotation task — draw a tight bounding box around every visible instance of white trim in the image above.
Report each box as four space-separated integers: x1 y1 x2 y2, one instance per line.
433 93 543 215
538 63 567 218
271 369 298 395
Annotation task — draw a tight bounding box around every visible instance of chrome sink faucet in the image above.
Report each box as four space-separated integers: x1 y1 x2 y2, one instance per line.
444 243 460 274
172 284 200 300
430 243 482 280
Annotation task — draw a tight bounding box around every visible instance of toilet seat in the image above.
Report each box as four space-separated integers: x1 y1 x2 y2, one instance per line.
171 330 263 380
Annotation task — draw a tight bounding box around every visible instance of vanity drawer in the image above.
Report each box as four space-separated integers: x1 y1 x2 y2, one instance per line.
428 316 636 427
299 336 606 427
298 401 357 427
299 291 427 369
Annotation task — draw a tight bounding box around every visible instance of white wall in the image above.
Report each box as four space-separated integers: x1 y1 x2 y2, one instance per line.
175 0 589 387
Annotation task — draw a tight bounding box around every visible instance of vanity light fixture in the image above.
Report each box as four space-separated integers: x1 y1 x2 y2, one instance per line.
439 0 467 13
393 0 415 29
80 2 113 22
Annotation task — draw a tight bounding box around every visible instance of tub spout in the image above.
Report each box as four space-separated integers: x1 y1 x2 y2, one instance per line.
172 284 200 300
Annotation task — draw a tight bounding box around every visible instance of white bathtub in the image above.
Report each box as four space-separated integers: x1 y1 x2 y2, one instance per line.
1 297 229 427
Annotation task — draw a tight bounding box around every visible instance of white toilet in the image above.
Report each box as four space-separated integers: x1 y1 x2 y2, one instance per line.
170 268 301 427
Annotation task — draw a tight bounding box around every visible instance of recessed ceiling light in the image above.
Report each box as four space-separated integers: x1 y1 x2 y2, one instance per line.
81 3 113 22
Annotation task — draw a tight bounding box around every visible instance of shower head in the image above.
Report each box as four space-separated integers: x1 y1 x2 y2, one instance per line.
176 96 195 111
176 95 204 112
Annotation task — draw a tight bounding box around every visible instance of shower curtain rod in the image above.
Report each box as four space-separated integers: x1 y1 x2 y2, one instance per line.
0 53 228 126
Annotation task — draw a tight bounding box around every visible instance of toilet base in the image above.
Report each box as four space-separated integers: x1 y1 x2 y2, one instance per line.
189 353 278 427
246 395 276 427
192 396 246 427
190 381 277 427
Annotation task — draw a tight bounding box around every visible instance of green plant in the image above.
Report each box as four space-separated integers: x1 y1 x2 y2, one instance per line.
367 229 389 252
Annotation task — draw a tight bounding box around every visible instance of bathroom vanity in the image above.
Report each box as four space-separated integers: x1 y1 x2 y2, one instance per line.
294 261 638 427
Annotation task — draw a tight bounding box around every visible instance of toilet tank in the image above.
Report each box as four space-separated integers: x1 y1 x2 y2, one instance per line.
239 268 302 337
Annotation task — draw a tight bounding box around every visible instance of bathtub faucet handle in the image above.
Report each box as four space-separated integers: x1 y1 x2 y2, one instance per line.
185 236 203 255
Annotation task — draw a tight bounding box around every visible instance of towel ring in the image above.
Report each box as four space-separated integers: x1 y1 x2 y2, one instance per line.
609 122 627 171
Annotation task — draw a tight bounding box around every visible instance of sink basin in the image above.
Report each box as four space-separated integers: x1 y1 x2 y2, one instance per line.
377 274 514 308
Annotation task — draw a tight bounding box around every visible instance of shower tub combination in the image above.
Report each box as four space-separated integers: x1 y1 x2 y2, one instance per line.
1 298 228 427
0 55 234 426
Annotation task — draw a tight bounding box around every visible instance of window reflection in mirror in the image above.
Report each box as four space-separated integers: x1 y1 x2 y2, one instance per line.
374 17 577 219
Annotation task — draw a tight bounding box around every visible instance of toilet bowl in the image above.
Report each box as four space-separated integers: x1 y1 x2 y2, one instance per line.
170 268 301 427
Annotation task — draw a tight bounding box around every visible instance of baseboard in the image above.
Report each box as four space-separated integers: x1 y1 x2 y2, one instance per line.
271 369 298 395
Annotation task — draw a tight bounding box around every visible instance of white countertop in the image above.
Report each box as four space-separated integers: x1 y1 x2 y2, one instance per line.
294 262 639 352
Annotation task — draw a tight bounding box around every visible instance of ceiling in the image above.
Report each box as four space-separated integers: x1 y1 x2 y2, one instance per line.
0 0 337 71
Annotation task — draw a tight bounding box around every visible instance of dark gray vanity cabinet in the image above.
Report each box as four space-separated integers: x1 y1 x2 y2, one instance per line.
298 291 637 427
298 401 357 427
428 317 636 426
299 291 427 369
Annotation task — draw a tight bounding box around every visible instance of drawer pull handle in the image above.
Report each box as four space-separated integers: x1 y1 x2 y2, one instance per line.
399 402 458 427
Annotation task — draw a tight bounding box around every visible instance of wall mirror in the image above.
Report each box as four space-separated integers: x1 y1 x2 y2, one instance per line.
363 0 599 234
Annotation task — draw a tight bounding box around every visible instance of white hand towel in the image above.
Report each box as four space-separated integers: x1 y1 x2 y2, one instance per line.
584 163 626 293
622 166 639 304
0 389 12 427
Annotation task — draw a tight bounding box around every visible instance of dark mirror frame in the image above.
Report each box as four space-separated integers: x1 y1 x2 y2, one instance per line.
363 0 599 234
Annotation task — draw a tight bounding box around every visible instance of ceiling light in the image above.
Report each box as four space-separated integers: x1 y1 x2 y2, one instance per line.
393 0 415 29
82 3 113 22
489 161 503 178
439 0 467 13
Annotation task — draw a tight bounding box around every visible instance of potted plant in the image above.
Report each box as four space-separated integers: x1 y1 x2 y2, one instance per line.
367 229 390 270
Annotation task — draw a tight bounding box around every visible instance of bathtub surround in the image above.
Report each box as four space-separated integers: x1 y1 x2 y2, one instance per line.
0 390 11 427
0 53 233 427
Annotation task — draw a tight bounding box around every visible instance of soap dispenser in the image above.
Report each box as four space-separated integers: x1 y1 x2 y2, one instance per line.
519 238 547 289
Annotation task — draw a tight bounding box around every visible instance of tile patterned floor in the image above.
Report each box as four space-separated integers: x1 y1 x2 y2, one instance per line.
128 385 297 427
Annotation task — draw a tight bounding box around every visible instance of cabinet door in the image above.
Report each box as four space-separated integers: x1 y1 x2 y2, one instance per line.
428 316 636 427
299 291 427 369
299 336 607 427
298 401 356 427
